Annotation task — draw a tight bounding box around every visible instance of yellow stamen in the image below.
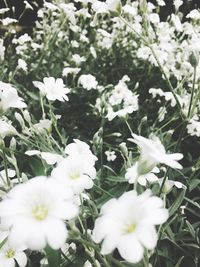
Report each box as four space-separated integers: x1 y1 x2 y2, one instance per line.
32 204 48 221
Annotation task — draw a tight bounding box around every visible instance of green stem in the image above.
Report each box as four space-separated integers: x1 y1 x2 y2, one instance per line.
187 66 197 119
1 144 10 187
40 94 46 120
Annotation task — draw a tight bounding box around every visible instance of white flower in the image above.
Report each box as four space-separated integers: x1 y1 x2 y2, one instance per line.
158 178 186 194
33 77 70 102
92 0 121 16
65 139 97 166
17 59 27 72
130 134 183 174
92 190 168 263
0 176 78 250
125 163 159 186
186 9 200 20
25 150 64 165
0 120 17 139
173 0 183 10
78 74 98 90
105 151 116 162
62 67 81 77
51 156 96 194
187 117 200 137
0 82 27 112
71 54 86 65
33 119 52 133
0 231 27 267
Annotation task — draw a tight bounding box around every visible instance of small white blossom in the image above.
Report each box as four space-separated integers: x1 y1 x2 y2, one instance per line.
125 163 159 186
92 190 168 263
33 119 52 133
105 150 117 161
187 117 200 137
129 134 183 174
0 82 27 112
0 231 27 267
62 67 81 77
25 150 63 165
51 156 96 194
158 178 185 194
33 77 70 102
0 120 17 139
17 59 27 72
78 74 98 90
65 139 97 166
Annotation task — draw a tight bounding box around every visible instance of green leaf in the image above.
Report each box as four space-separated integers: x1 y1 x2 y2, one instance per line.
29 158 45 176
174 256 184 267
169 189 186 217
0 237 7 249
189 179 200 191
185 220 196 238
45 245 61 267
14 259 20 267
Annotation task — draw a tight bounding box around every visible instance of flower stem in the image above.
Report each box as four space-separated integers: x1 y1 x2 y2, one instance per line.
187 66 197 119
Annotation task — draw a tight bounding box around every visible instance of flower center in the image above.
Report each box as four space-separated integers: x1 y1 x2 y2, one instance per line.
32 204 48 221
124 222 137 234
69 171 80 180
6 249 15 259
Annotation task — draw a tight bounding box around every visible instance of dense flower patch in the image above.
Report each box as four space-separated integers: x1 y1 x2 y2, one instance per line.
0 0 200 266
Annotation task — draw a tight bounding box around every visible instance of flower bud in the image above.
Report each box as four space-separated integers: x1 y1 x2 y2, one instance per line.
106 0 122 17
15 112 25 129
189 51 199 68
10 137 16 150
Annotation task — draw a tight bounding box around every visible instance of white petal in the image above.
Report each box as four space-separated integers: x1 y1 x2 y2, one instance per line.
45 219 68 250
52 201 78 220
26 223 46 250
25 150 40 156
147 208 169 225
118 234 144 263
15 252 27 267
101 234 119 255
137 225 157 249
8 221 32 249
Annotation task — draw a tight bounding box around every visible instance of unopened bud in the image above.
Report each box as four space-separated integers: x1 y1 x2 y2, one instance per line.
10 137 16 150
15 112 25 129
139 0 148 13
22 110 31 124
189 51 199 68
119 142 128 157
107 0 122 17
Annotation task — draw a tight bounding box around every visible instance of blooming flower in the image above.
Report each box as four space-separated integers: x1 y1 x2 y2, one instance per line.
125 163 159 186
0 120 17 139
129 134 183 175
33 77 70 102
0 82 27 112
65 139 97 166
51 156 96 194
0 231 27 267
105 150 116 162
92 190 168 263
158 178 185 194
78 74 98 90
0 176 78 250
25 150 63 165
